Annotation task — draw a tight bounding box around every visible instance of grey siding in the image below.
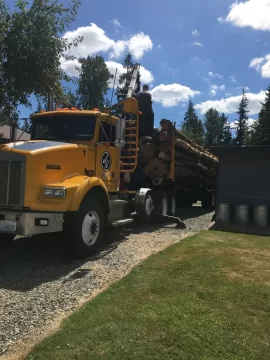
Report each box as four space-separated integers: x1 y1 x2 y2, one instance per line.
213 147 270 206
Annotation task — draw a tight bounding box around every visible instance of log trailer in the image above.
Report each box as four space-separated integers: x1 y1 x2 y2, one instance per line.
0 65 217 257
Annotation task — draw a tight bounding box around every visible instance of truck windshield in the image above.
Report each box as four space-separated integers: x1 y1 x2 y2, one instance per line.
31 115 96 141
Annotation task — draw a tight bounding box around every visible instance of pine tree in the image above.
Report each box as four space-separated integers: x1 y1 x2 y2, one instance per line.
196 119 205 146
21 118 31 133
65 90 78 108
235 88 249 146
204 108 223 146
219 114 233 146
181 100 204 145
252 85 270 145
77 56 113 110
116 53 137 101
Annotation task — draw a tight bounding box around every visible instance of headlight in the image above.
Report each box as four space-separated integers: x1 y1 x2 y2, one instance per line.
43 186 66 198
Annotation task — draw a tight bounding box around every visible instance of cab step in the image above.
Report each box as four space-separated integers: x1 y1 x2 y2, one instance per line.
112 218 134 227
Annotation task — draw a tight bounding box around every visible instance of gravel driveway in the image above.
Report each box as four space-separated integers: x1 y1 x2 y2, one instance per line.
0 207 214 359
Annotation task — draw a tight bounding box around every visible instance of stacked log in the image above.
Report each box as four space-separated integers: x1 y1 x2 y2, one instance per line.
139 119 218 186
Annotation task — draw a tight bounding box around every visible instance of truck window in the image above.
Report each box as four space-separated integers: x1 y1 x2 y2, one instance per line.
98 121 116 143
31 115 96 141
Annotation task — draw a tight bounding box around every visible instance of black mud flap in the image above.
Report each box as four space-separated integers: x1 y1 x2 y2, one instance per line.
156 214 187 229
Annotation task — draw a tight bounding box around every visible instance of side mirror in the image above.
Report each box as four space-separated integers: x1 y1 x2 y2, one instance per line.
115 117 126 149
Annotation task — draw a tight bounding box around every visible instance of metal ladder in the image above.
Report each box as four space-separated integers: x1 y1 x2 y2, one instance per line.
120 116 139 173
120 64 141 173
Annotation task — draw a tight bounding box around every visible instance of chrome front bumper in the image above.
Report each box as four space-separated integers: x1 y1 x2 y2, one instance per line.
0 210 64 236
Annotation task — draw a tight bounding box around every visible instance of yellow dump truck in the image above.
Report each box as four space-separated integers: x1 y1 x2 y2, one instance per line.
0 98 178 257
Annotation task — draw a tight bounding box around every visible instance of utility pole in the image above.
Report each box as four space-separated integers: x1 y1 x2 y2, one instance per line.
47 88 54 111
10 118 17 142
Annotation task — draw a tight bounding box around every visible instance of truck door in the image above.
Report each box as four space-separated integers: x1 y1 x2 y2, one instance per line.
96 120 120 192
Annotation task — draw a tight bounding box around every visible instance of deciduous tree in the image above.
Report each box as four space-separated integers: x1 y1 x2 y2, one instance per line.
0 0 82 122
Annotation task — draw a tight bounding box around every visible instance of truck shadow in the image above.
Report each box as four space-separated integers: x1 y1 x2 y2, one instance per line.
0 206 213 292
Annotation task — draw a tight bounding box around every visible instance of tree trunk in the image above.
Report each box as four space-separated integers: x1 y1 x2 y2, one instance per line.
138 121 218 187
139 143 159 165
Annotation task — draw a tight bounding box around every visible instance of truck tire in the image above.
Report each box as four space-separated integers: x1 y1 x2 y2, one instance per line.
67 197 105 258
0 234 15 247
154 190 168 219
136 190 155 222
167 189 176 216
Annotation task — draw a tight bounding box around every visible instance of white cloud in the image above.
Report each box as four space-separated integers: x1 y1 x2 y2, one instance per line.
211 84 225 91
109 18 122 32
127 32 153 59
157 44 162 49
60 58 80 77
151 84 200 107
209 84 225 96
249 54 270 77
247 118 257 126
230 74 237 83
250 57 265 70
221 0 270 31
63 23 153 61
61 58 154 88
195 91 265 115
191 41 204 47
192 29 200 36
208 71 223 79
110 19 121 28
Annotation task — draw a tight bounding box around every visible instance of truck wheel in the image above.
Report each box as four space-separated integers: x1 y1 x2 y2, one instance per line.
168 194 176 216
136 190 155 222
68 197 105 258
167 188 176 216
154 190 168 219
0 234 15 247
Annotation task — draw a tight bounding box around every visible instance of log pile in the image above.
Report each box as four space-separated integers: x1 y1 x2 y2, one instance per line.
139 119 219 186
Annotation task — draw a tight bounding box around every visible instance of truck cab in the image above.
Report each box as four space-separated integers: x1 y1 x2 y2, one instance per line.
0 100 167 257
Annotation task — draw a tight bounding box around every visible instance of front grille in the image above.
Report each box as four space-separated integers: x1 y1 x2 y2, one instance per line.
0 160 23 206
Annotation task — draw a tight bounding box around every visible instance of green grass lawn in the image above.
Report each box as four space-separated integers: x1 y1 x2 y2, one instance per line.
27 231 270 360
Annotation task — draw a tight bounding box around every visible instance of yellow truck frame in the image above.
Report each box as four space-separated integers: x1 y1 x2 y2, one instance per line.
0 98 177 258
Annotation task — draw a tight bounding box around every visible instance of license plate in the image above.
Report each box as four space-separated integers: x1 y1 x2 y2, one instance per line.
0 220 16 232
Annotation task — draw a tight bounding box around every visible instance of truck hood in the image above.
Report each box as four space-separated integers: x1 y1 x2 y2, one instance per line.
0 140 79 154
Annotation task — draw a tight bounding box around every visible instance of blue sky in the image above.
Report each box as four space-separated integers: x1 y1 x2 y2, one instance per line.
8 0 270 128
